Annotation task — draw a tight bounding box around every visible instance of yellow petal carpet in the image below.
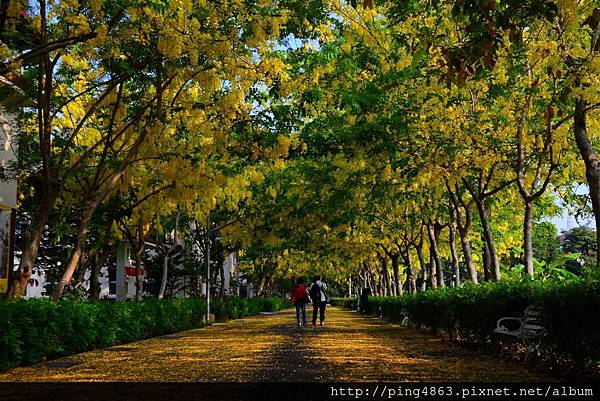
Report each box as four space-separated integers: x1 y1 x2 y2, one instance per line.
0 307 545 382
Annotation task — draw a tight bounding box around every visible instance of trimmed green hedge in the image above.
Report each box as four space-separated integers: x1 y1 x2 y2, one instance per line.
0 296 286 371
333 280 600 366
211 297 288 320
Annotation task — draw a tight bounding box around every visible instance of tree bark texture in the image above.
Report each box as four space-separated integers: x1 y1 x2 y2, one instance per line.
8 192 56 296
476 201 500 280
449 217 461 287
415 238 427 291
574 98 600 268
427 224 444 287
428 246 437 289
52 198 99 300
523 201 534 277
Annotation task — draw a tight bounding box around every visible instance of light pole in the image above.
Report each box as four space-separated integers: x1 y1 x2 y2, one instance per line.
206 214 211 324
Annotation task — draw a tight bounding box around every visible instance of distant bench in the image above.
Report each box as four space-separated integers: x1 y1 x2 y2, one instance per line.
494 306 547 361
375 306 410 326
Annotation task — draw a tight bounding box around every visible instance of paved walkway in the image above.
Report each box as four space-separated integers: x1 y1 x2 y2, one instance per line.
0 307 546 382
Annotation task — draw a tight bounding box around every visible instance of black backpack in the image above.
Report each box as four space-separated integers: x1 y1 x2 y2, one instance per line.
310 282 329 303
309 283 321 303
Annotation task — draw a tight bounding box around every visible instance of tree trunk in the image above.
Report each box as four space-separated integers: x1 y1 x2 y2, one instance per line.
158 251 169 299
52 198 98 300
434 223 446 286
217 258 224 298
523 201 534 277
427 224 444 287
458 227 477 284
415 239 427 291
134 248 143 300
256 273 267 296
366 271 374 294
449 218 461 287
401 248 414 295
574 98 600 268
135 218 145 300
450 191 478 283
212 255 220 297
428 246 437 289
8 191 57 297
476 200 500 280
391 254 403 296
90 251 104 300
482 238 491 281
73 251 88 287
261 271 274 297
158 214 180 300
218 251 227 299
256 264 275 297
381 256 391 296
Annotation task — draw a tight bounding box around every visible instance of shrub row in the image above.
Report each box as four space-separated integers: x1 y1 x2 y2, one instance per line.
0 296 286 371
333 279 600 366
211 297 288 320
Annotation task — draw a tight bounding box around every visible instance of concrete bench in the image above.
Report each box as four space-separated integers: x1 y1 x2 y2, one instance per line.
399 308 410 326
376 306 409 325
494 306 547 362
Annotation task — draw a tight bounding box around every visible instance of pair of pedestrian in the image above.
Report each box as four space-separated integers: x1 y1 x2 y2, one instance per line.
290 275 329 327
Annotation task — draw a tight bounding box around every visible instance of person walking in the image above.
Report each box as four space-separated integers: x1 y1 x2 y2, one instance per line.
359 288 370 313
291 277 310 326
309 275 328 326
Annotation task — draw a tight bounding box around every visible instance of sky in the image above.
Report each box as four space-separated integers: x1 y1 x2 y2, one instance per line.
548 185 594 232
550 213 593 232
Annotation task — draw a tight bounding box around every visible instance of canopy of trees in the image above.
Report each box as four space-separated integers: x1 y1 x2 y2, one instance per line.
1 0 599 299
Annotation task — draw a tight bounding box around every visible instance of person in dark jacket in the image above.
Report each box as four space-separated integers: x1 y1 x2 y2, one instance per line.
309 275 328 326
291 277 310 326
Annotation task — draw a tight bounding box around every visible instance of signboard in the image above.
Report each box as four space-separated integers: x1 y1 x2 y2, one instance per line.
0 207 10 293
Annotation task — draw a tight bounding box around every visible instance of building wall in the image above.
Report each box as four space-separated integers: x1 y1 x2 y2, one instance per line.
0 105 18 295
23 245 242 299
0 105 18 209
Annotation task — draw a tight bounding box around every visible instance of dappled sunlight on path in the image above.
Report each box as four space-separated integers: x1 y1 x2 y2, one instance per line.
0 312 290 381
306 308 544 381
0 307 547 382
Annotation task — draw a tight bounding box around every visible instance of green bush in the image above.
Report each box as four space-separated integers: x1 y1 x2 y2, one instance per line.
0 296 286 371
330 298 356 308
336 279 600 366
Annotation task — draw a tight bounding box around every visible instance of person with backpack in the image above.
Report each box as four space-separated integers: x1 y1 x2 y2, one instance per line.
290 277 310 326
309 275 329 326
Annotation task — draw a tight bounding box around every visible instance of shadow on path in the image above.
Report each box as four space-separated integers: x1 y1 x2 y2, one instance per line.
306 308 548 381
0 307 550 382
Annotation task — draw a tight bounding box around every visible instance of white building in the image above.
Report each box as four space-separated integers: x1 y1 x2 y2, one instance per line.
0 75 26 296
23 241 243 300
